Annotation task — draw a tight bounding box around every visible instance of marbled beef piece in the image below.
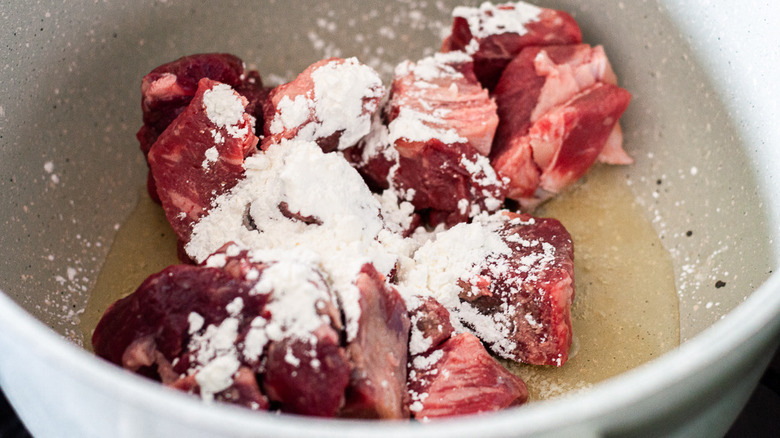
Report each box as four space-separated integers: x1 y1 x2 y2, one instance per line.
388 52 499 156
492 82 631 211
341 264 411 419
136 53 269 201
262 57 385 152
463 212 575 366
406 295 455 356
147 78 258 244
92 264 271 410
350 52 506 227
204 246 351 417
407 333 528 420
93 247 352 416
491 44 619 158
441 1 581 90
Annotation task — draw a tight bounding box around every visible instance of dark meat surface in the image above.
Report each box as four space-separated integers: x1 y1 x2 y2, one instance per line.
408 333 528 420
147 78 258 244
136 53 269 201
407 295 455 356
92 250 352 416
441 2 581 90
92 263 271 410
462 212 575 366
341 264 411 419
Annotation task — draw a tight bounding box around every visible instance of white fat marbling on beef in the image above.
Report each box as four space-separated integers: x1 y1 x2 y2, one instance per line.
453 1 542 39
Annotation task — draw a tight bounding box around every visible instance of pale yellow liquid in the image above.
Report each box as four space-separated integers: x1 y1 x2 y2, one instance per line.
81 164 680 401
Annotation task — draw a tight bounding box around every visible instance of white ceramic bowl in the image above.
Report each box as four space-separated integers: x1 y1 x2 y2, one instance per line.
1 1 778 437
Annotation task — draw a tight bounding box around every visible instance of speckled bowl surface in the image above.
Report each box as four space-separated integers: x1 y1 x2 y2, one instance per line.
0 1 778 437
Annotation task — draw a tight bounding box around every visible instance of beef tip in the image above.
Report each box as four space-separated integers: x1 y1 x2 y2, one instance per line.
407 333 528 420
93 247 352 416
441 1 581 91
263 330 350 417
92 263 270 409
262 57 385 152
492 82 631 211
341 264 411 419
388 52 499 156
404 211 574 366
205 247 351 417
491 44 619 159
407 295 455 356
490 44 631 210
147 78 258 244
350 52 506 227
137 53 269 202
464 212 575 366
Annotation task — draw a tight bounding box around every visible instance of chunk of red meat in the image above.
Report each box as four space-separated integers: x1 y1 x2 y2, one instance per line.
407 295 455 356
491 44 619 158
462 212 575 366
262 57 385 152
92 264 271 410
263 330 350 417
342 264 411 419
137 53 269 202
408 333 528 420
441 2 581 90
147 78 258 244
93 249 353 416
388 53 498 156
492 82 631 210
350 53 506 227
393 138 506 227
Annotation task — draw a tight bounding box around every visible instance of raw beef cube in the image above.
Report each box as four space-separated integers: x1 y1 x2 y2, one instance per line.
393 138 506 227
407 333 528 420
92 264 271 410
350 52 506 227
136 53 269 202
462 212 575 366
491 44 620 159
93 248 353 416
492 82 631 210
341 264 411 419
407 295 455 356
262 57 385 152
441 1 581 90
205 247 351 417
147 78 258 244
262 332 350 417
388 52 499 156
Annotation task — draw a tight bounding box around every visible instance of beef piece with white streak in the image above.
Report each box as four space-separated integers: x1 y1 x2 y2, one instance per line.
341 264 411 419
92 247 352 417
91 264 271 410
490 44 631 210
462 212 575 366
407 333 528 420
407 295 455 356
147 78 258 244
137 53 268 201
261 57 385 152
492 80 631 210
441 1 581 90
347 52 506 227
